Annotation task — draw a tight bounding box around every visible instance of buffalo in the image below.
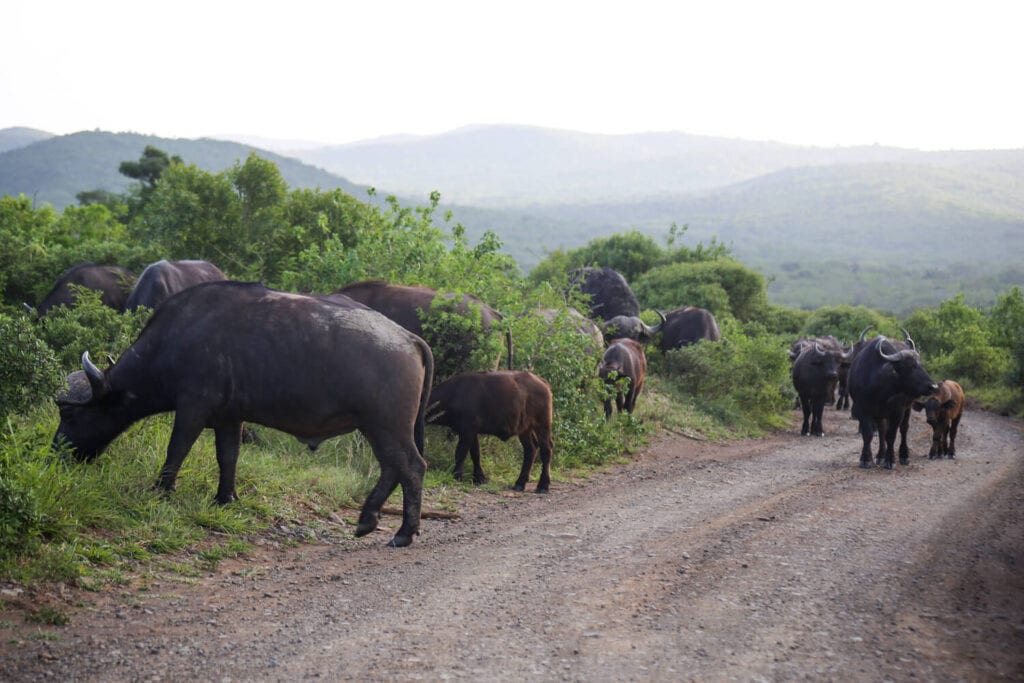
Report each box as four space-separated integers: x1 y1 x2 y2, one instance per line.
603 310 667 344
658 306 721 352
569 267 640 321
791 342 842 436
53 281 434 548
846 331 938 469
32 262 136 315
335 280 510 375
789 335 850 409
426 370 554 492
598 338 648 419
126 259 228 311
912 380 965 459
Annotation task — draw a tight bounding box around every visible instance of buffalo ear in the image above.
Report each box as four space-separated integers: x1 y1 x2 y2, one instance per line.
911 401 925 412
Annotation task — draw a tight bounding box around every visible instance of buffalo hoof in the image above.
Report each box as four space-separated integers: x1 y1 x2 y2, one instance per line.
354 514 379 538
947 454 956 459
512 484 526 492
473 474 488 486
214 491 239 505
899 457 909 466
534 486 549 494
883 461 895 470
387 534 414 548
859 460 872 469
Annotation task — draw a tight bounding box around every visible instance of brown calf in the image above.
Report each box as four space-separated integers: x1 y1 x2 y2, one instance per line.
426 371 554 492
912 380 965 459
598 338 647 419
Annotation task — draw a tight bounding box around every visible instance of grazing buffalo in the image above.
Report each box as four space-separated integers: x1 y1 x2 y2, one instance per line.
335 280 510 375
791 342 841 436
53 281 434 548
912 380 965 459
846 331 938 469
125 259 227 311
603 310 667 344
569 267 640 321
658 306 721 352
426 370 553 492
33 262 136 315
598 338 648 419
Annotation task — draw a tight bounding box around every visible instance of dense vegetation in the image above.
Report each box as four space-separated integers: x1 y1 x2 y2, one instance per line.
1 147 1021 600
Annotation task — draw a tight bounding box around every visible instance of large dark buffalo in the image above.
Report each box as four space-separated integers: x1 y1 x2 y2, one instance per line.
125 259 227 311
598 338 648 419
53 282 434 548
658 306 721 352
569 267 640 321
335 280 510 374
603 310 667 344
912 380 965 459
788 335 850 409
426 370 553 492
846 332 938 469
33 262 136 315
791 342 841 436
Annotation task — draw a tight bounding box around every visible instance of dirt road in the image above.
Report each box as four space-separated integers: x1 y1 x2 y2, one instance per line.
3 407 1022 681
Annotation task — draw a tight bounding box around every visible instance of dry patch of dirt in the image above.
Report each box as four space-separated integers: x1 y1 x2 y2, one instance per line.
2 407 1022 681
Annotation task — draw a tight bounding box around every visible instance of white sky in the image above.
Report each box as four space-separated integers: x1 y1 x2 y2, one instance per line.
2 0 1022 150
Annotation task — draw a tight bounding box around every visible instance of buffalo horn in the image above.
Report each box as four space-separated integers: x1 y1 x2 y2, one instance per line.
877 336 917 363
859 325 874 343
82 351 110 400
648 309 667 335
900 327 916 350
813 341 827 356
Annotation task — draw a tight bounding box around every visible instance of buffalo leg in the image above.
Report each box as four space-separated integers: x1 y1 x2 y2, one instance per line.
213 423 243 504
357 432 425 547
470 434 487 485
800 397 812 436
535 431 553 493
451 433 473 481
881 418 900 469
156 412 206 495
929 426 941 459
603 398 613 420
811 400 825 437
858 419 875 468
513 435 537 492
897 408 911 465
947 416 960 458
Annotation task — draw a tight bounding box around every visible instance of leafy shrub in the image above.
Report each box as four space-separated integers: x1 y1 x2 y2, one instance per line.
801 304 896 343
0 313 62 421
35 287 150 370
902 294 1009 387
0 472 43 560
658 320 792 432
634 259 769 322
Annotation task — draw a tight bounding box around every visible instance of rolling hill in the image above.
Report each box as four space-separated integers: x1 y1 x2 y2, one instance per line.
0 130 376 210
4 126 1023 312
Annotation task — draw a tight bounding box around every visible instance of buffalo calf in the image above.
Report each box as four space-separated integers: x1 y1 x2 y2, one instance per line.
912 380 965 459
426 371 554 492
598 338 647 419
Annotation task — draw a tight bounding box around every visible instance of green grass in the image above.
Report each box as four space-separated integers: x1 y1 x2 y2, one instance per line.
0 371 788 592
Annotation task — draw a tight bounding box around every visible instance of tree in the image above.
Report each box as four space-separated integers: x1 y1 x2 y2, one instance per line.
634 259 768 322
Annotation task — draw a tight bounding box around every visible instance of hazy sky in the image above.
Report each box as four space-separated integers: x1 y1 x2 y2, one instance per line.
3 0 1021 150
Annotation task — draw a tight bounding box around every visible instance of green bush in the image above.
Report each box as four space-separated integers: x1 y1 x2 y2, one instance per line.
800 304 896 343
0 313 62 421
35 287 150 370
658 320 792 432
635 259 769 322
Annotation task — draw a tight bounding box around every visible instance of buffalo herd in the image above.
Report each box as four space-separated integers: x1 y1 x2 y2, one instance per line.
42 260 960 546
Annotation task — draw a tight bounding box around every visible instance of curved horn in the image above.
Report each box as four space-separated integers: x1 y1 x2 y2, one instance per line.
876 336 916 363
23 302 37 316
813 341 827 356
900 327 916 351
82 351 110 400
859 325 874 343
648 309 667 335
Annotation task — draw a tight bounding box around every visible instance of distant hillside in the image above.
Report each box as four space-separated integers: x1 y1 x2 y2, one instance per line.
0 131 376 210
0 127 53 154
288 125 1024 206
